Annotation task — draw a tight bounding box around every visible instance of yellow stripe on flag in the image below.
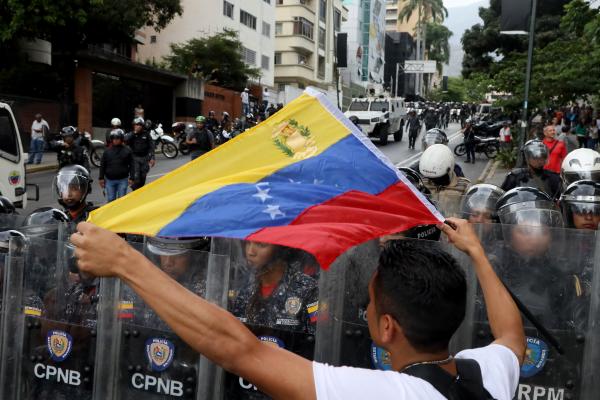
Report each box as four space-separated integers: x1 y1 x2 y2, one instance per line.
89 92 352 235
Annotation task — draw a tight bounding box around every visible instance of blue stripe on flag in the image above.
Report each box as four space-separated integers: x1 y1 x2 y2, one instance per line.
158 135 399 238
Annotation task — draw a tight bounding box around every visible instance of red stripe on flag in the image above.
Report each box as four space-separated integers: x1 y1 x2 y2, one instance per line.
247 181 441 268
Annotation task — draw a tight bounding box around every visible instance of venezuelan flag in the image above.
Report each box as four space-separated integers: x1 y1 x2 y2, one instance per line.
88 88 443 268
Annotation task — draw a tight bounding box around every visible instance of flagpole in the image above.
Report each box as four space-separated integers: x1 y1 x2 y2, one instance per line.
517 0 538 166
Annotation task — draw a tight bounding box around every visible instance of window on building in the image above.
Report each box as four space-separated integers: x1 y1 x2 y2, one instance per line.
242 47 257 65
298 82 306 89
275 22 283 34
319 0 327 22
223 1 234 18
293 17 313 40
334 8 341 31
240 9 257 30
264 0 271 4
318 27 326 49
278 83 286 92
262 22 271 37
298 53 308 65
275 52 282 64
318 56 325 78
262 55 270 70
150 35 157 43
386 9 397 15
277 0 283 4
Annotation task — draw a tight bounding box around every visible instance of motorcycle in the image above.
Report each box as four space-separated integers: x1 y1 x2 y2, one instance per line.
77 131 105 168
172 122 190 155
473 119 512 138
454 136 500 159
149 122 178 159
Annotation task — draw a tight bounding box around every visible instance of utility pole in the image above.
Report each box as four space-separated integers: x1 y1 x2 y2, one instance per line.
395 62 400 97
517 0 538 166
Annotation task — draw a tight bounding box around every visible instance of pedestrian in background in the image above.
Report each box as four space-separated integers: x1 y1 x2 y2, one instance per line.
557 126 578 154
241 88 250 115
134 104 144 118
27 113 49 164
99 129 133 202
499 121 511 150
575 121 588 148
542 125 567 174
463 120 476 164
588 122 599 150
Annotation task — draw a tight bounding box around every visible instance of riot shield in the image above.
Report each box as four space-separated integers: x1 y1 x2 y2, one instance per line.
0 233 99 400
452 223 594 400
222 239 319 400
95 241 229 400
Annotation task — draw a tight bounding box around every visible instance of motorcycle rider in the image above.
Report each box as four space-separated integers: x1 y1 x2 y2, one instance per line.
125 116 155 190
186 116 214 160
53 164 96 224
463 119 476 164
221 111 231 131
105 117 122 147
409 130 465 178
501 139 562 199
560 148 600 187
424 108 437 131
206 110 219 133
50 126 91 171
406 110 421 150
560 180 600 230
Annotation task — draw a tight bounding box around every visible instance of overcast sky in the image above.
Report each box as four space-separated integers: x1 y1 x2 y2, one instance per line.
444 0 486 8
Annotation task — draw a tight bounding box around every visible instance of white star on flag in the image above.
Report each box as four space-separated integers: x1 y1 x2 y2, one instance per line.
288 178 302 184
313 178 324 185
253 185 272 203
263 205 285 220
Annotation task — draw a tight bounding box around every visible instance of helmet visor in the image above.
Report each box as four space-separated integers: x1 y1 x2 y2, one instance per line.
499 207 563 228
524 145 548 163
562 170 600 186
53 175 88 207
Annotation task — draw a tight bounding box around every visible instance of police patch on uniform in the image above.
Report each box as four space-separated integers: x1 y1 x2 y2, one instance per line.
370 342 392 371
47 330 73 362
145 338 175 372
521 336 549 378
285 297 301 315
258 336 285 349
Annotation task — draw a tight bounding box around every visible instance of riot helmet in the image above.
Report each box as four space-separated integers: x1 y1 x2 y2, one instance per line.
146 236 210 281
419 144 455 186
560 180 600 230
184 123 196 136
560 148 600 186
195 115 206 124
522 139 548 173
109 128 125 142
110 117 121 127
461 184 505 223
421 128 448 151
60 126 78 141
132 116 145 126
0 196 16 215
399 167 429 195
497 187 563 259
53 165 91 210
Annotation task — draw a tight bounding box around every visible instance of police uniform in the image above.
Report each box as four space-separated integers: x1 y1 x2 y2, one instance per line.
66 202 97 225
227 264 318 400
501 168 562 199
423 175 471 216
125 130 155 190
52 142 90 172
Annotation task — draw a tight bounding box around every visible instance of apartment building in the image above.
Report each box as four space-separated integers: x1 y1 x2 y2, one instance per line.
138 0 276 88
274 0 345 100
385 0 418 34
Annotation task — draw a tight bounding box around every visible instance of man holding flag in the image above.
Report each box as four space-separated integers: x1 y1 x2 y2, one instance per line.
71 89 524 399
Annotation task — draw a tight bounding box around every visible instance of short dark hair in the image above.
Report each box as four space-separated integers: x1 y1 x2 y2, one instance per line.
374 240 466 353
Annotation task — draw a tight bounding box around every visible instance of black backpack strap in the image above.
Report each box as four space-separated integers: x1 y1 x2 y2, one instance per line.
402 359 496 400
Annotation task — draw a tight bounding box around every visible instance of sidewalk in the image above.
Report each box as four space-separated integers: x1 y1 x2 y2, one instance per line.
479 160 506 187
24 153 59 174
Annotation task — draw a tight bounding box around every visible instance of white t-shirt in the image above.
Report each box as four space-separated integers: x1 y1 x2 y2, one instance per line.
31 119 49 139
241 91 249 104
313 344 519 400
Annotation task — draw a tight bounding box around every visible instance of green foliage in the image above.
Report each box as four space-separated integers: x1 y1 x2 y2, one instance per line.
398 0 448 26
165 29 260 91
425 22 452 74
0 0 182 46
496 147 518 169
429 77 465 102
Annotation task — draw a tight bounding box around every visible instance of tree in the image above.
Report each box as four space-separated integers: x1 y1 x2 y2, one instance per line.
165 29 261 91
429 76 465 102
425 22 452 74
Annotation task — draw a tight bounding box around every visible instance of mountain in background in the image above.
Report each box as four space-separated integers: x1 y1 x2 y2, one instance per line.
443 0 487 77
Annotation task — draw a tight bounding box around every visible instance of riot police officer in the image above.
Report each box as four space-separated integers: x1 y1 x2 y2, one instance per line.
560 148 600 187
53 165 96 224
51 126 91 171
125 116 155 190
560 180 600 230
501 139 561 199
461 184 505 224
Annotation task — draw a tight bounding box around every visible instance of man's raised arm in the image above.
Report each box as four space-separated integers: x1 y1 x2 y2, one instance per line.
71 222 316 400
438 218 526 364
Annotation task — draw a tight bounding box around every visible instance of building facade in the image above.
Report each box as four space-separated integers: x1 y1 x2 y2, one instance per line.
138 0 276 88
273 0 345 104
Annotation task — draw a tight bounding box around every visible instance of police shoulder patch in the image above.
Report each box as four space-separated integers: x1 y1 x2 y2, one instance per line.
145 338 175 372
285 296 302 315
370 342 392 371
258 336 285 349
47 330 73 362
520 336 549 378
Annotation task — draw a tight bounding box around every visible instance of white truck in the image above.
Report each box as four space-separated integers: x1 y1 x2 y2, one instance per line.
344 96 407 145
0 102 39 209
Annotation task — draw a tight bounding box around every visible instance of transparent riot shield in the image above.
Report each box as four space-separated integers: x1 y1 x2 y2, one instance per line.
0 231 99 399
94 240 229 400
452 223 594 400
222 239 319 400
427 192 466 219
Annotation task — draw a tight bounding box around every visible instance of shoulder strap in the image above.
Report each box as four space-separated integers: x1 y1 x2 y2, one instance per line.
402 364 455 397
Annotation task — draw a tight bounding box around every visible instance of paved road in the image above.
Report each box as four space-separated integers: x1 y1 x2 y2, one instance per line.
23 122 489 215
